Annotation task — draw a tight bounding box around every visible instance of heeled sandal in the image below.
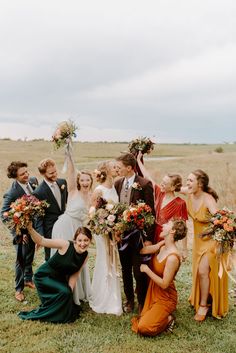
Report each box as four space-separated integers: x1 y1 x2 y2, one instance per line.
194 305 209 322
166 315 175 333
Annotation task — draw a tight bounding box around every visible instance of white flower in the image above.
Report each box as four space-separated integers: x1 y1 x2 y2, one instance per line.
106 203 114 211
107 215 116 223
132 182 142 190
61 184 66 190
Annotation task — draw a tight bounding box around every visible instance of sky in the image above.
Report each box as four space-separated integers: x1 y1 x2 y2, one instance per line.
0 0 235 143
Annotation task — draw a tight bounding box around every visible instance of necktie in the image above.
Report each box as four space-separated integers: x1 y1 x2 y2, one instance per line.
124 179 129 195
26 183 32 195
51 183 61 209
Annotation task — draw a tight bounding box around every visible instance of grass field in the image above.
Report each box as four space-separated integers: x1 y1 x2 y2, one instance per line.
0 141 236 353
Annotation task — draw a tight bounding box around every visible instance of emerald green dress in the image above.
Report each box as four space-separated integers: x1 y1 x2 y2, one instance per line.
18 242 87 323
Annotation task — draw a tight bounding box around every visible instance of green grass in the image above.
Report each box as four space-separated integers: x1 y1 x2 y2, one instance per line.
1 141 236 353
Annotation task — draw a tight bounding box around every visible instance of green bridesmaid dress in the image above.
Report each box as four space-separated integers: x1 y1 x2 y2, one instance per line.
18 241 87 323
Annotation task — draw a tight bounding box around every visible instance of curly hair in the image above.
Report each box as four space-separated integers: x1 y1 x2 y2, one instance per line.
168 174 183 192
172 219 188 241
7 161 28 179
38 158 56 175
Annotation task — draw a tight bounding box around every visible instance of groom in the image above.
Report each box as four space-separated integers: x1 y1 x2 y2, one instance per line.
115 152 155 314
33 158 68 261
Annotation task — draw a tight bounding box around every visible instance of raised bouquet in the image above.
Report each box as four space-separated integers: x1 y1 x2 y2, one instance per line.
128 137 155 155
3 195 49 236
88 197 127 237
52 120 78 150
201 208 236 255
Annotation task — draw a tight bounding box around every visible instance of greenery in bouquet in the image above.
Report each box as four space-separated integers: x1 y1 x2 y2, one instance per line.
88 197 127 237
128 137 155 155
52 120 78 149
3 195 49 236
201 208 236 254
115 201 155 236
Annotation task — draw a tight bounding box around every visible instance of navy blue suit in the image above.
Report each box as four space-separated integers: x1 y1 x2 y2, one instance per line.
33 179 68 260
1 177 38 292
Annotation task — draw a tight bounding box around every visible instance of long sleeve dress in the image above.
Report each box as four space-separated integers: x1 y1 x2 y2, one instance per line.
18 242 87 323
154 184 188 242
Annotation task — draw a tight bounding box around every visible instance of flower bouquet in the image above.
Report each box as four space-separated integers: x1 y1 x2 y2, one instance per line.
52 120 78 150
88 197 127 237
201 208 236 255
116 202 155 252
3 195 49 236
128 137 155 155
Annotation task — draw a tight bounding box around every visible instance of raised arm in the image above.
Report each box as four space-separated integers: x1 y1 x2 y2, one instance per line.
66 149 78 195
140 255 179 289
27 223 69 253
140 240 165 255
136 151 155 184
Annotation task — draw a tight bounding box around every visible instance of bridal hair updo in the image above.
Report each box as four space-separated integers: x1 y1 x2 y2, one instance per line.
168 174 183 192
94 161 113 184
77 170 93 190
192 169 219 201
7 161 28 179
38 158 56 175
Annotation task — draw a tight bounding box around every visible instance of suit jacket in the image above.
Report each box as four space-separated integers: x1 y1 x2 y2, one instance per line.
114 175 155 242
1 177 39 242
33 179 68 238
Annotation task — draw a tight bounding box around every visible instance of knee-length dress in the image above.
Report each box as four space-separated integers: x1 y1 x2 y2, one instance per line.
131 253 180 336
18 242 87 323
187 198 228 318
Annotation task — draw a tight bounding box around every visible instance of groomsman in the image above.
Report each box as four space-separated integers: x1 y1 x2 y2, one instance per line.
115 153 155 314
33 158 68 261
1 161 38 302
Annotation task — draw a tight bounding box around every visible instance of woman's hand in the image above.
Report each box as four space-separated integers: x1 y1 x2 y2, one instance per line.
140 264 149 273
137 151 143 162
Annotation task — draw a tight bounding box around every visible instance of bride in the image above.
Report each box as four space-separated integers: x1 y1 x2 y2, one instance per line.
90 161 123 315
51 149 93 305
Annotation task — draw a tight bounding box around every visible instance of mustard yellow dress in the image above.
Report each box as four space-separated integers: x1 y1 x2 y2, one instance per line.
187 198 228 318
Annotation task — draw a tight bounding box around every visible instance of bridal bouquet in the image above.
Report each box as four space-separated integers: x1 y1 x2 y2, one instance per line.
128 137 155 155
3 195 49 236
201 208 236 255
116 202 155 235
52 120 78 150
88 197 127 237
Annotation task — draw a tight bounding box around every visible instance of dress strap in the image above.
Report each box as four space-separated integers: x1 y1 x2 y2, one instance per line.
166 252 181 262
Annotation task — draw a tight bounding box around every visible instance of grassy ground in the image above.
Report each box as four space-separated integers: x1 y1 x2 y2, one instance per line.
0 141 236 353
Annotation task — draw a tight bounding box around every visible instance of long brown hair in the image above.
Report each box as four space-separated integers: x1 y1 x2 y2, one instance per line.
192 169 219 201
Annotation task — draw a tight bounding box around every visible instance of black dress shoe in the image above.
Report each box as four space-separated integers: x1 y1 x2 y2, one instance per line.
123 301 134 313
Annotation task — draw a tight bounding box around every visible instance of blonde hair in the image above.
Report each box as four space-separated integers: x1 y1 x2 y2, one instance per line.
94 161 112 184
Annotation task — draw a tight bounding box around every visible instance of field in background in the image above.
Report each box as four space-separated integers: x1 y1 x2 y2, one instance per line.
0 141 236 353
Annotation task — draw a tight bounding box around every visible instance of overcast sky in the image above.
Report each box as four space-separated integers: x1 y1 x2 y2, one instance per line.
0 0 235 143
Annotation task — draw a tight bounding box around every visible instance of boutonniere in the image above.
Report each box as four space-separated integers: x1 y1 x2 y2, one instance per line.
61 184 66 191
132 182 142 190
31 183 37 189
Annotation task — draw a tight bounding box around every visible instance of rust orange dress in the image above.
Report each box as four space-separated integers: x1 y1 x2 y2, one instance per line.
187 197 228 318
131 252 180 336
154 184 188 243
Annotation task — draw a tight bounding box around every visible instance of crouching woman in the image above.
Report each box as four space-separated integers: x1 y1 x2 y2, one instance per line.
131 219 187 336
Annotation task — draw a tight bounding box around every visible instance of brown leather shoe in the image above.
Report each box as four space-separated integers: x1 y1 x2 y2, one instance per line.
15 291 25 302
24 281 36 289
123 301 134 313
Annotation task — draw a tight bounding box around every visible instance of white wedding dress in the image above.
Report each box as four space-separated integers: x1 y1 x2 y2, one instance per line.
90 185 123 315
51 192 92 305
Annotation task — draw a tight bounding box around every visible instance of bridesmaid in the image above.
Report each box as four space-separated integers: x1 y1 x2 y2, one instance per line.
182 169 228 321
136 152 188 254
18 225 92 323
131 219 187 336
